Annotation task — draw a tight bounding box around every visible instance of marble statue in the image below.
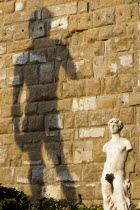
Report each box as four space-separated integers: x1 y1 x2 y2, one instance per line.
101 118 133 210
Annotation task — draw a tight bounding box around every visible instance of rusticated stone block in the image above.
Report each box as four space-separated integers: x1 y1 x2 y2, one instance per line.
42 142 61 165
78 1 88 13
93 56 106 78
100 0 125 7
63 80 86 98
118 53 134 69
116 4 138 24
8 39 33 53
64 112 74 129
69 13 93 32
99 24 126 40
82 163 103 182
30 22 45 39
42 184 62 199
57 99 72 112
0 43 6 55
86 28 99 43
73 141 94 163
68 59 92 79
89 0 100 11
61 129 74 141
0 118 13 134
81 42 105 59
43 166 55 184
129 92 140 106
86 78 101 96
45 113 64 129
23 184 41 200
105 76 121 94
29 83 62 102
25 103 38 115
13 117 28 133
31 166 44 184
23 65 39 85
55 164 82 182
120 107 134 124
75 184 95 200
96 95 118 109
15 2 25 12
131 180 140 199
79 128 105 138
89 110 113 126
51 16 68 32
93 139 106 163
75 111 88 128
39 101 56 114
17 167 31 184
72 97 96 111
93 8 115 27
120 74 133 92
28 115 44 132
0 167 15 184
0 145 7 165
39 63 55 84
4 12 35 26
61 142 73 164
13 23 30 41
13 52 29 65
49 2 77 17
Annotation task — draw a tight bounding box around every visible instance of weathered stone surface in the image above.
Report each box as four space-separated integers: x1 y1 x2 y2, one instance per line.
74 141 94 163
51 16 68 31
42 184 62 199
78 1 88 13
0 0 139 204
96 95 118 109
99 24 126 40
17 167 30 184
13 52 29 65
0 43 6 55
49 2 77 17
79 128 105 138
116 4 138 24
75 111 88 128
0 167 15 184
130 92 140 106
45 113 64 129
82 163 103 182
93 8 115 27
39 63 55 84
72 97 96 111
69 13 93 32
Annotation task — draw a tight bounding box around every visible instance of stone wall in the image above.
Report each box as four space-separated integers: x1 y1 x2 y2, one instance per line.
0 0 140 206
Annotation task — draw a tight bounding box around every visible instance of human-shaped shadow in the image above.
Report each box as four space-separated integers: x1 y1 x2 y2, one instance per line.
12 8 77 200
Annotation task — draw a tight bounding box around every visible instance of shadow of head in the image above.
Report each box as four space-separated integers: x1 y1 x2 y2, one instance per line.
28 8 54 39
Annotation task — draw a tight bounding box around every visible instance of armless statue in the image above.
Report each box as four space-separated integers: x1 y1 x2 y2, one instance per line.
101 118 133 210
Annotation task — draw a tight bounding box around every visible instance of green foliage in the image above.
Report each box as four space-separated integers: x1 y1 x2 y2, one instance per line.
0 185 30 210
75 204 103 210
33 197 103 210
33 197 75 210
0 185 104 210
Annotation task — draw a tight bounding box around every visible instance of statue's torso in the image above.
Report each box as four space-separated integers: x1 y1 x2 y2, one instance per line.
103 138 131 175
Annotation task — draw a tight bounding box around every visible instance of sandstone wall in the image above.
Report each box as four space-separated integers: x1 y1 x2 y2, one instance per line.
0 0 140 206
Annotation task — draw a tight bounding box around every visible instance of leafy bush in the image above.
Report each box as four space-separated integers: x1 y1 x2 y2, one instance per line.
0 185 104 210
0 185 30 210
33 197 103 210
33 197 75 210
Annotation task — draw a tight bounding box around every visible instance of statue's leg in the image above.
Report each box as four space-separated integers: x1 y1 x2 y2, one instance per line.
113 177 130 210
101 176 113 210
